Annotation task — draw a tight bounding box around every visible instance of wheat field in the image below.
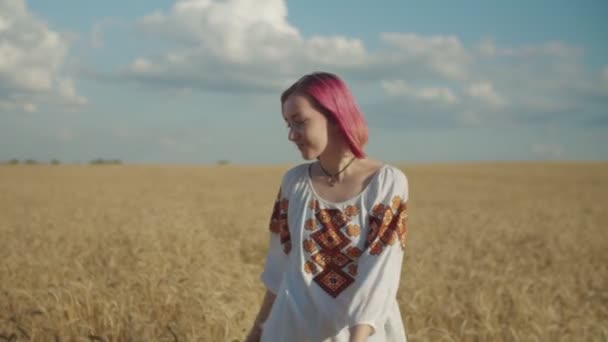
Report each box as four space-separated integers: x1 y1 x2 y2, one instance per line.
0 162 606 341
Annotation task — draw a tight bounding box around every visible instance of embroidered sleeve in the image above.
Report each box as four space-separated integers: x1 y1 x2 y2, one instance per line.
366 194 408 254
260 187 291 294
346 169 409 336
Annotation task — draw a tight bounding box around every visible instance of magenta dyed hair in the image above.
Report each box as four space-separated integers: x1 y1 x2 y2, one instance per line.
280 72 369 158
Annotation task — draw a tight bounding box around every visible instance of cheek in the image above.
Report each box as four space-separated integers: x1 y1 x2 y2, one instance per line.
305 131 324 148
308 122 328 143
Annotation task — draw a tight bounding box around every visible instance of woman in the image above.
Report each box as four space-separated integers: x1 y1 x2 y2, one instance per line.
245 72 409 342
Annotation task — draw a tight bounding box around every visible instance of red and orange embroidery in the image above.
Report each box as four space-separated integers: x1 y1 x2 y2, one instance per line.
367 196 408 255
345 224 360 237
269 188 291 254
347 264 358 277
304 218 317 231
302 201 362 298
296 195 408 298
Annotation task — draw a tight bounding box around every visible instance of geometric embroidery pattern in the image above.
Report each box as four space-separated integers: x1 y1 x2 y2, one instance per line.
303 199 362 298
269 188 291 254
367 196 408 256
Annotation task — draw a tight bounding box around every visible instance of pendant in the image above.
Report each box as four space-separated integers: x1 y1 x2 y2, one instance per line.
327 176 336 187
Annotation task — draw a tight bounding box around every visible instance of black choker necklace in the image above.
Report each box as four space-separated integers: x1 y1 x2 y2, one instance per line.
318 157 356 187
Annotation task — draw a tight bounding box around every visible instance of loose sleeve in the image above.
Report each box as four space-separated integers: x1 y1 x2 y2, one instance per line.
260 186 291 294
347 170 409 335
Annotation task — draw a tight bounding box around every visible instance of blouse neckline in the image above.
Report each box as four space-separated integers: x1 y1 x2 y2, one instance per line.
305 162 388 207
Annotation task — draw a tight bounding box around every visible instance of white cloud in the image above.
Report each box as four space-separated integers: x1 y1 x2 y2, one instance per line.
382 80 459 104
139 0 300 63
478 39 581 59
465 82 506 109
379 33 470 80
305 36 367 66
532 143 564 159
0 0 86 113
123 0 370 91
159 136 194 153
23 103 37 113
122 0 472 92
91 0 606 127
131 58 155 73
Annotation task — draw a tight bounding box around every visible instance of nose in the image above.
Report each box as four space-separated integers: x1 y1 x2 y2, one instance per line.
288 127 298 142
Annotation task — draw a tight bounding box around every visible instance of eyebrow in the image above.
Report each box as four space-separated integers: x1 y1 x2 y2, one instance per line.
284 112 303 121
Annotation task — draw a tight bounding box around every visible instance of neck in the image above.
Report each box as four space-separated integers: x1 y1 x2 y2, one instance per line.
318 146 357 178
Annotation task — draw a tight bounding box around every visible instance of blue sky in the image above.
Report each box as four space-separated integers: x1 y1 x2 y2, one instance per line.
1 0 607 164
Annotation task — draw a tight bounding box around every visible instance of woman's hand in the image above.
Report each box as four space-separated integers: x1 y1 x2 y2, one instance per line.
244 289 276 342
244 325 262 342
349 324 373 342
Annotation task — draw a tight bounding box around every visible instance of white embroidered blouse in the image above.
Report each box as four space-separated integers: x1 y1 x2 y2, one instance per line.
260 162 409 342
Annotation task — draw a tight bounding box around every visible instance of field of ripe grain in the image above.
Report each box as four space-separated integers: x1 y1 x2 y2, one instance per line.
1 162 606 341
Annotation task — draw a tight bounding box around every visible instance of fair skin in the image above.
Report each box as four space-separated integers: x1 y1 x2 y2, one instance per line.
283 94 383 204
245 93 382 342
244 290 276 342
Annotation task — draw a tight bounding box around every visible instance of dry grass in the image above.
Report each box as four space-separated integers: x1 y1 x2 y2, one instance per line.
1 162 606 341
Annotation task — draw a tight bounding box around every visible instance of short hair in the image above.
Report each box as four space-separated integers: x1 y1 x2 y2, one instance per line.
281 71 368 158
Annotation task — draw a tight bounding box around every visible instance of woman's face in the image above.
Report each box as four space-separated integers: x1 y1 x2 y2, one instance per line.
282 94 334 160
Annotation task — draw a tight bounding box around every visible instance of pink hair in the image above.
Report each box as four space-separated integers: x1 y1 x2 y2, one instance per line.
280 72 369 158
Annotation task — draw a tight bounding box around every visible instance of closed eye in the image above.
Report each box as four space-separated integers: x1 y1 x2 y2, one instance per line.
286 119 307 129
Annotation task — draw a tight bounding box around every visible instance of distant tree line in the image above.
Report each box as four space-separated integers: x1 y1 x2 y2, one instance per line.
0 158 123 165
89 158 122 165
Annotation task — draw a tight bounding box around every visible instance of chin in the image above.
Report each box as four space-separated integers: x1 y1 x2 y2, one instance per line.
299 148 319 160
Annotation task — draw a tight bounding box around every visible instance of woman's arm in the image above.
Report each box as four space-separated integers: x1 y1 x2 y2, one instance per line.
344 168 409 338
349 324 373 342
244 289 277 342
